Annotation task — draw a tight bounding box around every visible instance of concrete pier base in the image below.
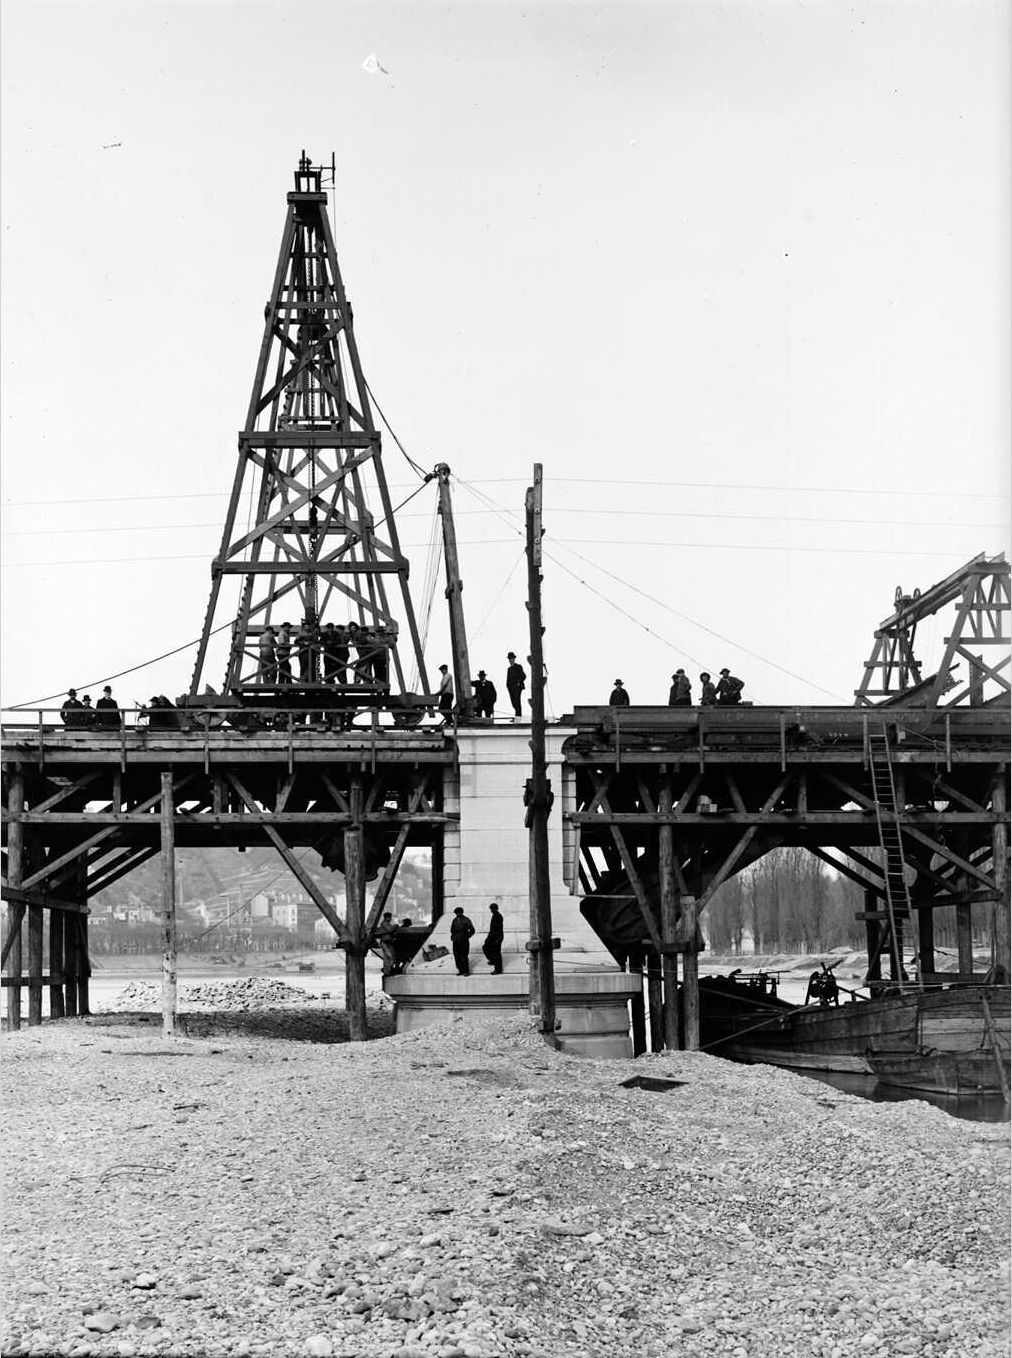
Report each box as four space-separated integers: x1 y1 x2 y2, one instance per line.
384 725 639 1057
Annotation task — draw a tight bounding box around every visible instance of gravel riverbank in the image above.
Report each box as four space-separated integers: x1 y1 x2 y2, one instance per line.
2 1003 1008 1358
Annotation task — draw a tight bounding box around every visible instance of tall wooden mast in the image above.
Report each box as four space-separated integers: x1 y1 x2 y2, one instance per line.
190 153 429 702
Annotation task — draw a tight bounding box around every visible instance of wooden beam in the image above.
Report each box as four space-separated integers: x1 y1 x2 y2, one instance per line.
226 773 347 939
364 824 411 937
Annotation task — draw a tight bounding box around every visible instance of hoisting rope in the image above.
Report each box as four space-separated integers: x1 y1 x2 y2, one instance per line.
409 501 444 691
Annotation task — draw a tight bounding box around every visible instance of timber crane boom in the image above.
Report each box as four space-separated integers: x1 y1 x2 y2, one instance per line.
433 464 474 721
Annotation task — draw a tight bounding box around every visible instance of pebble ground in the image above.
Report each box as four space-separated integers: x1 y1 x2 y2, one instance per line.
2 988 1008 1358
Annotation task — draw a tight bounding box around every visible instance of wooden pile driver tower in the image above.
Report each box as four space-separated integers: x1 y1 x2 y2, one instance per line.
562 553 1010 1051
1 156 478 1035
190 153 436 724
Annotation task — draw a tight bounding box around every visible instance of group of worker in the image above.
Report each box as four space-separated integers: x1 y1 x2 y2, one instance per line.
256 621 392 687
60 686 121 728
436 651 528 720
608 668 745 708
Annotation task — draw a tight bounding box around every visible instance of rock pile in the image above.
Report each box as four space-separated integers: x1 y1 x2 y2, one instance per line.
100 976 320 1012
2 1011 1008 1357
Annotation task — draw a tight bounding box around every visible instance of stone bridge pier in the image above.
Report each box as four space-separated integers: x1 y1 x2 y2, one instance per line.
385 726 639 1056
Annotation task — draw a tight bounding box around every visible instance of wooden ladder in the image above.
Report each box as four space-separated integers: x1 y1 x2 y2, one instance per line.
867 725 919 991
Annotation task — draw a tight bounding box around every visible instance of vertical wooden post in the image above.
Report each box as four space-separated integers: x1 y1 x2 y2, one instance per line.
431 830 445 924
628 947 646 1056
160 771 177 1037
916 902 935 981
992 768 1010 982
658 777 680 1050
526 463 556 1038
864 888 882 986
646 950 663 1053
955 901 974 980
344 777 368 1041
77 908 91 1017
27 866 43 1025
49 900 65 1020
5 768 25 1031
63 904 79 1017
681 895 700 1050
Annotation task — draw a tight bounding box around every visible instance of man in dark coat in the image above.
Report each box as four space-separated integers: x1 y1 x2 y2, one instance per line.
449 907 475 976
95 685 121 728
61 689 84 726
473 670 497 719
609 679 630 707
715 668 744 705
668 669 692 706
699 672 717 706
482 903 504 974
505 652 526 719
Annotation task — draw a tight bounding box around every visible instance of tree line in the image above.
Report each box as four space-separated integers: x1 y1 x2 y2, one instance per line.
706 848 983 957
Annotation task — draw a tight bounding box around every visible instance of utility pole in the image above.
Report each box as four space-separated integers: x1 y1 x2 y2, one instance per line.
525 464 557 1038
435 464 473 721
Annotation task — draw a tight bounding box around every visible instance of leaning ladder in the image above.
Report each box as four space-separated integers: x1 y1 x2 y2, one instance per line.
867 725 920 991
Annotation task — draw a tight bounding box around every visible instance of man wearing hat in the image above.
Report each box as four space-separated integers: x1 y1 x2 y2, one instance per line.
668 668 692 706
472 669 497 719
505 651 526 719
699 671 717 706
609 678 630 707
715 668 744 705
437 664 454 715
95 685 122 728
60 688 84 727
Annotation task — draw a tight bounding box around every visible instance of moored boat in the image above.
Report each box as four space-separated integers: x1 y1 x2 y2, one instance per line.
699 971 1011 1095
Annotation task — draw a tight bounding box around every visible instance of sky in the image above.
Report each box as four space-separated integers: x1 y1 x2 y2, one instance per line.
2 0 1009 716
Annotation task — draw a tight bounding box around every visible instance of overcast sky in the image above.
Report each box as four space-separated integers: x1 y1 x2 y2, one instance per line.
2 0 1008 714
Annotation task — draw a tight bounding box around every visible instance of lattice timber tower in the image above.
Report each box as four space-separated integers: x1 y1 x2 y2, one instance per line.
190 154 430 719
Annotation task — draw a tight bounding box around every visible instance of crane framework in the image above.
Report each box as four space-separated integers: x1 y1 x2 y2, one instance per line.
190 155 430 708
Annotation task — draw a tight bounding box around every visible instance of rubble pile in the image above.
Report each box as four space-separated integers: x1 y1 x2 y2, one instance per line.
2 1013 1008 1358
100 976 320 1012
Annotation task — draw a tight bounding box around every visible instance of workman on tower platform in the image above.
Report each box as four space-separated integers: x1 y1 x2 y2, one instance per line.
609 679 630 706
258 626 277 684
699 672 717 706
275 623 294 683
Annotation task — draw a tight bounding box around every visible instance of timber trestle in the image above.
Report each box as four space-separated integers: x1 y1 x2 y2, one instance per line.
563 704 1010 1046
1 716 456 1033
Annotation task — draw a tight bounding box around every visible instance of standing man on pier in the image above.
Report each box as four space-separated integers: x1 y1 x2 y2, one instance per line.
483 903 504 974
450 907 475 976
